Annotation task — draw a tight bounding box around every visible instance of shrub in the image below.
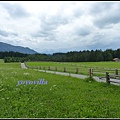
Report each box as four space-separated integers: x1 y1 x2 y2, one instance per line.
85 77 96 82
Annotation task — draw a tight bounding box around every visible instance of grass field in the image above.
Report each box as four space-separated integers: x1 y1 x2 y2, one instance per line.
26 61 120 77
0 60 120 118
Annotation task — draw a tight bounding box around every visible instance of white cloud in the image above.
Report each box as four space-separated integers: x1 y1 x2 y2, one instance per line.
0 1 120 54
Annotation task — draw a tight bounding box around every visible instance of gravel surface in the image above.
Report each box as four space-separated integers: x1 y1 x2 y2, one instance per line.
21 62 27 69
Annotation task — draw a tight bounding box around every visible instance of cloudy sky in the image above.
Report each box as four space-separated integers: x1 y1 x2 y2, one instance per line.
0 1 120 54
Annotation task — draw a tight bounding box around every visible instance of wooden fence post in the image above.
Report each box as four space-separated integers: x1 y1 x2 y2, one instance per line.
115 69 118 78
45 67 46 72
43 66 46 72
89 68 93 78
76 68 78 74
64 67 66 72
55 67 57 71
37 66 39 70
48 66 50 70
69 73 71 77
106 72 110 84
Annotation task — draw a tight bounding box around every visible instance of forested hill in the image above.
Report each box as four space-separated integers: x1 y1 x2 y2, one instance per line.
0 42 37 54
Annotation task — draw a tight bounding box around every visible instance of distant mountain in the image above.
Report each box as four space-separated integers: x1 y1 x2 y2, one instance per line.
0 42 37 54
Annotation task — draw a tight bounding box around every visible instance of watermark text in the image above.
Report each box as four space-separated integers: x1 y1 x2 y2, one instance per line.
17 79 48 86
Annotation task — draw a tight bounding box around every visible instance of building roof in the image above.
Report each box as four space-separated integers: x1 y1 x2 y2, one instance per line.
113 58 118 60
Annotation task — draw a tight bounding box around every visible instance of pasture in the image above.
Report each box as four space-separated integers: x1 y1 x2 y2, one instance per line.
26 61 120 77
0 60 120 118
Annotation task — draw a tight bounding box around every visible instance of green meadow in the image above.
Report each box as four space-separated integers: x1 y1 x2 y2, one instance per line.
26 61 120 68
26 61 120 77
0 60 120 118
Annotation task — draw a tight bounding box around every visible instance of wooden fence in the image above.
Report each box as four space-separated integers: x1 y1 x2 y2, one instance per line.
25 63 120 85
105 72 120 84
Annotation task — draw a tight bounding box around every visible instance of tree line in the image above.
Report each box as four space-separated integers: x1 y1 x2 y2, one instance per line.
1 49 120 63
0 51 29 63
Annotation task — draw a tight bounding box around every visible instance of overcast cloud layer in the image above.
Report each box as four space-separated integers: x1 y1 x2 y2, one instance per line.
0 1 120 54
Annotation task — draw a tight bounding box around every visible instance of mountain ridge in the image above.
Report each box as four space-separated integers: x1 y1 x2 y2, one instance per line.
0 42 37 54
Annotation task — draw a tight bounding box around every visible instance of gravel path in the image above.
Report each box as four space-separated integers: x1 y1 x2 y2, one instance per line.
21 62 27 69
21 63 120 86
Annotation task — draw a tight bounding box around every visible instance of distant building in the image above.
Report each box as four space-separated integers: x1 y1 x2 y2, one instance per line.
113 58 120 62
